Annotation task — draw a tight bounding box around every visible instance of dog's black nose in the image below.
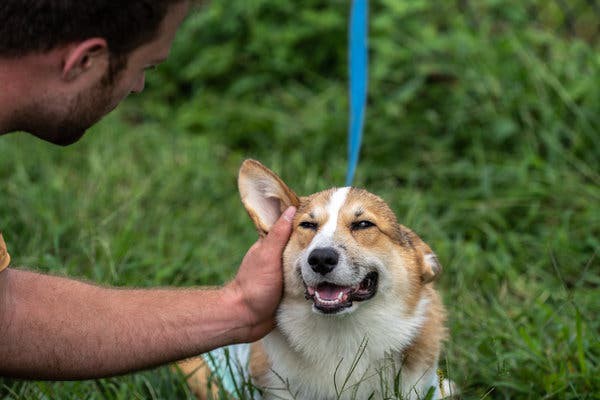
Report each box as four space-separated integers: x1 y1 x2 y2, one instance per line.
308 247 339 275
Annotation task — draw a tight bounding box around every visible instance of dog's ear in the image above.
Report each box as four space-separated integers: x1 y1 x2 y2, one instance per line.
401 226 442 283
420 250 442 284
238 159 300 237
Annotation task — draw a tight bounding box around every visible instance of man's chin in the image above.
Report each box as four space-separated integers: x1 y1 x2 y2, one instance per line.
51 130 87 146
33 127 88 146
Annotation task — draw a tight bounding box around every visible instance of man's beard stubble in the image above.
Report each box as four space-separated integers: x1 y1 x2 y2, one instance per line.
19 56 126 146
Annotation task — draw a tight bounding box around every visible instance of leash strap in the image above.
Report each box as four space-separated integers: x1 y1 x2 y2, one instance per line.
345 0 369 186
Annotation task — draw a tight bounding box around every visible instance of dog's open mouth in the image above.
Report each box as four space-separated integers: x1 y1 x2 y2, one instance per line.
304 271 379 314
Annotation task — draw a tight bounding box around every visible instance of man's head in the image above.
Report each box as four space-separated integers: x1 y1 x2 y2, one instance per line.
0 0 189 145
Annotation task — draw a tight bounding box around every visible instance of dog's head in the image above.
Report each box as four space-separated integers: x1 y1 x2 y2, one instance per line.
239 159 441 316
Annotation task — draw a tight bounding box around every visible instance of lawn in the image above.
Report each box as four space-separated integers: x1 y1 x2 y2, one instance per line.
1 0 598 398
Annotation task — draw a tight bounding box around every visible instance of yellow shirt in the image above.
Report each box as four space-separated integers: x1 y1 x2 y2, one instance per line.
0 233 10 272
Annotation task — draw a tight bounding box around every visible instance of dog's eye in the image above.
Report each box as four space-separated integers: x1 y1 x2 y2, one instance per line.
352 220 375 230
299 221 318 230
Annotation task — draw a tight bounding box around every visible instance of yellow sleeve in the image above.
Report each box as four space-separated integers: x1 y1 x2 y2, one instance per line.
0 232 10 272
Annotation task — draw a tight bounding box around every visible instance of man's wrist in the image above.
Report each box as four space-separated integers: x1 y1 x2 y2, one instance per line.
220 281 253 343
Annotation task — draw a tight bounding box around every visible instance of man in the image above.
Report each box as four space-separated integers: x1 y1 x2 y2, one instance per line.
0 0 295 379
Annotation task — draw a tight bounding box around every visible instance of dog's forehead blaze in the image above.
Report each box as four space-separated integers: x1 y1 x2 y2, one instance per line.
297 189 336 214
293 187 407 243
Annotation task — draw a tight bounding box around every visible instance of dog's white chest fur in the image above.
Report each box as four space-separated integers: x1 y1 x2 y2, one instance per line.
260 296 438 400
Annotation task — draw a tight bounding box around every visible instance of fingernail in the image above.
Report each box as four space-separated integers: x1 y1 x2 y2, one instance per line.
283 206 296 222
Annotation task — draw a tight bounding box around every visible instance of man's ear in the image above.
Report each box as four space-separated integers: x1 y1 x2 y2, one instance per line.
238 160 300 237
62 38 109 81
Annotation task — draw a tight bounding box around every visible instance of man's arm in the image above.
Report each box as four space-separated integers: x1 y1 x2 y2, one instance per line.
0 207 295 380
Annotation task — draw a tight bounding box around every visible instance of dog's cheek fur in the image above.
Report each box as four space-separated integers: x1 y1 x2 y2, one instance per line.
392 245 428 313
365 237 422 308
339 233 416 318
282 236 307 299
293 227 317 249
358 239 430 326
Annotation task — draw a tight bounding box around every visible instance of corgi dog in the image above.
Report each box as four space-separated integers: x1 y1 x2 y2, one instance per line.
179 160 453 399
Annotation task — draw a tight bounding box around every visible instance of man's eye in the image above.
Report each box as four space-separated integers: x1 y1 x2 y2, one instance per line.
351 220 375 230
299 221 318 230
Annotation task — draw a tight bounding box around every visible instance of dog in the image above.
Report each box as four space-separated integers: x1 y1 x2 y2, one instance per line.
178 160 453 399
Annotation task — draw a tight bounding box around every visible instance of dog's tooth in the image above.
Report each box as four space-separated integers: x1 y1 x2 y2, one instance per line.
316 292 326 303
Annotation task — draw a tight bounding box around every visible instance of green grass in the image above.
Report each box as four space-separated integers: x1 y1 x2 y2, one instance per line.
1 0 599 398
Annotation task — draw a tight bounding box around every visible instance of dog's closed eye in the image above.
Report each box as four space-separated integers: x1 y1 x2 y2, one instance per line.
351 220 376 230
299 221 318 230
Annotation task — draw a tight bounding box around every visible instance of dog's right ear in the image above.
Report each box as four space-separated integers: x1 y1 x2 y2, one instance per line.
238 160 300 237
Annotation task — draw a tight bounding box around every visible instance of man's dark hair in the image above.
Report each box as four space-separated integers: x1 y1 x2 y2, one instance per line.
0 1 183 59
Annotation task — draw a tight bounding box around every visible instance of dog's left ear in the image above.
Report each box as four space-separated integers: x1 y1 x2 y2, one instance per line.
238 159 300 237
402 227 442 283
420 251 442 283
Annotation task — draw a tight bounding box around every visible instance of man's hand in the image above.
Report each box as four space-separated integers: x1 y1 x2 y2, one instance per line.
227 206 296 342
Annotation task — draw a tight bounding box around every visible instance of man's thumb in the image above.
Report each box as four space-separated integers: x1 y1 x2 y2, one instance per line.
266 206 296 244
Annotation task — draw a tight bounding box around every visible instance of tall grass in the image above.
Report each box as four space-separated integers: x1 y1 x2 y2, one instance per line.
1 0 598 398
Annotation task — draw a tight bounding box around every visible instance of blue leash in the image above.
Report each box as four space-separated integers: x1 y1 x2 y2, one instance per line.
345 0 369 187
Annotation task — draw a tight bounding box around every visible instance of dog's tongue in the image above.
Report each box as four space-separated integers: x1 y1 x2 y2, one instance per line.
316 283 352 301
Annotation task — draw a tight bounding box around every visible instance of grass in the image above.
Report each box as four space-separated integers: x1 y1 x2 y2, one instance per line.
1 0 599 398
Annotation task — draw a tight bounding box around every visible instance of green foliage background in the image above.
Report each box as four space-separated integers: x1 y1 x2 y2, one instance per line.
1 0 598 398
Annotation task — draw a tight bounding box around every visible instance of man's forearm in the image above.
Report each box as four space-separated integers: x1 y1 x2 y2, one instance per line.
0 268 249 379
